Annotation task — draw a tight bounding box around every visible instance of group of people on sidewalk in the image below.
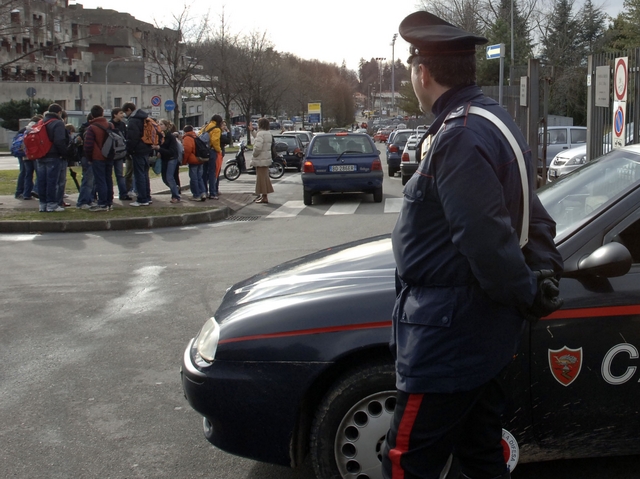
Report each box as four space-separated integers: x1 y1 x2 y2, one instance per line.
12 102 232 212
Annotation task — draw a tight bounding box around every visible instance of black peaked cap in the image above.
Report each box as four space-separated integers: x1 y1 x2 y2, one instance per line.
399 11 487 56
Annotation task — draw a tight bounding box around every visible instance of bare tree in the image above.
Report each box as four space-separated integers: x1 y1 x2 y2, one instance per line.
139 5 209 125
196 10 241 123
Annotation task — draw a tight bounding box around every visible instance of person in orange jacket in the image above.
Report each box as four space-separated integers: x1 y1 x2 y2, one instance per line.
182 125 207 201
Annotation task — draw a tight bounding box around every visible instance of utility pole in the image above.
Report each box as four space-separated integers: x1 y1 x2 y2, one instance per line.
391 34 397 113
375 57 386 115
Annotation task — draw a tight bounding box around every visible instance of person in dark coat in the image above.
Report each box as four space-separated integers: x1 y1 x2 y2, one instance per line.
122 102 152 206
381 12 564 479
84 104 114 211
110 107 131 201
152 119 181 202
36 103 68 212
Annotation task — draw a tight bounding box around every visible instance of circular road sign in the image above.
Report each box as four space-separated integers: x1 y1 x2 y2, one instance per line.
614 105 625 137
615 58 627 101
164 100 175 112
151 95 161 107
26 87 37 98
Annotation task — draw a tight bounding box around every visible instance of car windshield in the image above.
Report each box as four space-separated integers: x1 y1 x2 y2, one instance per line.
311 136 375 155
538 148 640 242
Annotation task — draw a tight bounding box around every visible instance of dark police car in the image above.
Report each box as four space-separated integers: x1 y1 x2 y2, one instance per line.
182 145 640 479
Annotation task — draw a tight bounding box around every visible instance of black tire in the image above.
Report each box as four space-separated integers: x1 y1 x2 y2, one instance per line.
387 166 395 177
401 174 409 186
310 361 396 479
373 187 383 203
269 161 285 179
224 163 240 181
303 189 313 206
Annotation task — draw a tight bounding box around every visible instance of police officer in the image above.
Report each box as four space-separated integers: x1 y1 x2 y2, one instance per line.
381 11 564 479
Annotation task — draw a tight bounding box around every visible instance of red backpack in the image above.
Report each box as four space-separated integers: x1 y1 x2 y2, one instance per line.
23 119 56 160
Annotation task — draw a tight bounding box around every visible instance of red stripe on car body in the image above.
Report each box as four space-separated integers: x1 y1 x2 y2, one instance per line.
218 321 392 345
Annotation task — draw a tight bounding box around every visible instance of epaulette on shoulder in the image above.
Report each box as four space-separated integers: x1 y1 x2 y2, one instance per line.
443 103 471 123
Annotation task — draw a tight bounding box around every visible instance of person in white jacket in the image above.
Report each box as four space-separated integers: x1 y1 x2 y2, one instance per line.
248 118 274 203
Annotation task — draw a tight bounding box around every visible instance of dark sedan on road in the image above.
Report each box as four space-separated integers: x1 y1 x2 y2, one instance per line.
272 134 305 171
182 145 640 479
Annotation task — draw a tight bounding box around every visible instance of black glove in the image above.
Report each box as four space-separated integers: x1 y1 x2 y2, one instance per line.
523 270 564 323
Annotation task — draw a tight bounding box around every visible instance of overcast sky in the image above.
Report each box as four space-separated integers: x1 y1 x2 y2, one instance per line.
71 0 627 73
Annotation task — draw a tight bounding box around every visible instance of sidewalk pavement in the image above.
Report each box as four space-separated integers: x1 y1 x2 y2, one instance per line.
0 169 256 233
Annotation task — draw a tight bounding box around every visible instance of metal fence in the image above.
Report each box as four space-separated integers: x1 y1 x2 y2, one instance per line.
587 50 640 160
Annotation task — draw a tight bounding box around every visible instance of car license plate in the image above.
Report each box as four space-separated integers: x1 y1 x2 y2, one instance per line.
330 165 356 172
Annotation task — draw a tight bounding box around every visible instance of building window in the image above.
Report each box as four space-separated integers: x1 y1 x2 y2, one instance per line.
130 97 137 105
147 75 151 84
114 98 122 107
74 99 82 111
197 105 202 112
10 10 20 24
55 100 67 109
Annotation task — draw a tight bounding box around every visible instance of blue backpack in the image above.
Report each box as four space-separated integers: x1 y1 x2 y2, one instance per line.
10 131 26 157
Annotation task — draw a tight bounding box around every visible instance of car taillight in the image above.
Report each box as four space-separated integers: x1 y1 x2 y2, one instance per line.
303 161 315 173
389 145 398 153
401 152 410 162
372 159 382 171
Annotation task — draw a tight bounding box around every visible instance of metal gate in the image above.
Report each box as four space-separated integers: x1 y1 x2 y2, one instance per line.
586 50 640 160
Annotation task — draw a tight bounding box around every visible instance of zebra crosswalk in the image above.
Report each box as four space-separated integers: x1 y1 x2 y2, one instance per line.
264 198 402 218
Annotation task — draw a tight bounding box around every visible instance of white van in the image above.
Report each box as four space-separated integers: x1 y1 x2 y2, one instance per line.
538 126 587 166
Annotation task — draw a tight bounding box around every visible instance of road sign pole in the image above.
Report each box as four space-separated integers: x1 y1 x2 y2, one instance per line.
499 55 504 108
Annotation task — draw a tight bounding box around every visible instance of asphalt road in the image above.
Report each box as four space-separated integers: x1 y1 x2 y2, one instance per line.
1 146 639 479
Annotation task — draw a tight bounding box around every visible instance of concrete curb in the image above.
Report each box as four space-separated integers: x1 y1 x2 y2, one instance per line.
0 206 230 233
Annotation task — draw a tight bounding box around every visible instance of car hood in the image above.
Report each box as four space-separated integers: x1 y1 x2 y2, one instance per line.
214 235 395 325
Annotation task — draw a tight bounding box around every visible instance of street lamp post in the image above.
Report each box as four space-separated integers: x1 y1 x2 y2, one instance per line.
391 34 397 113
375 57 386 114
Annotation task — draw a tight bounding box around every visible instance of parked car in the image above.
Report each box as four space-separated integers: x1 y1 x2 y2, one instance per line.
329 128 348 133
182 144 640 479
373 127 393 143
282 120 294 130
282 130 314 150
300 132 383 205
385 128 414 177
272 134 305 171
400 133 421 185
547 144 587 182
538 125 587 166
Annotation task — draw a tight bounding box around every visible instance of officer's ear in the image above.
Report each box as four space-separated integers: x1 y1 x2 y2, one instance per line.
418 63 434 90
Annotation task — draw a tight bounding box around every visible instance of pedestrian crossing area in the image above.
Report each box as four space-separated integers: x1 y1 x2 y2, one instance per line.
218 172 404 219
263 198 402 219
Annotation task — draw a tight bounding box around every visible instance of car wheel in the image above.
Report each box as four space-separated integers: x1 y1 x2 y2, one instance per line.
387 166 395 177
401 174 409 186
310 361 396 479
303 189 313 206
373 187 383 203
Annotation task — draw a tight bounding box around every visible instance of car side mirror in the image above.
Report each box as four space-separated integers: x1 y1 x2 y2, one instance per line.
571 242 632 278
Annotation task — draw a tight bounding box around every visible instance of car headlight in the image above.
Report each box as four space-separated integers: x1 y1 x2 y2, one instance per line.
196 317 220 363
566 154 587 166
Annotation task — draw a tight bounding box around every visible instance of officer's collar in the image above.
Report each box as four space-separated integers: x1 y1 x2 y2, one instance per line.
427 83 481 136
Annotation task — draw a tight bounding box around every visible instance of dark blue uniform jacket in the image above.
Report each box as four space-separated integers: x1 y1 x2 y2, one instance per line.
391 84 563 394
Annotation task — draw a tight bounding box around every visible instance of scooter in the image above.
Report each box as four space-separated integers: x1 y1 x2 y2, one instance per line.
224 140 286 181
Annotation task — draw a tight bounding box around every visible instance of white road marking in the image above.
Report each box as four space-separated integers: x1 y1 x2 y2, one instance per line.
0 234 39 241
384 198 403 213
266 200 306 218
325 202 360 215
